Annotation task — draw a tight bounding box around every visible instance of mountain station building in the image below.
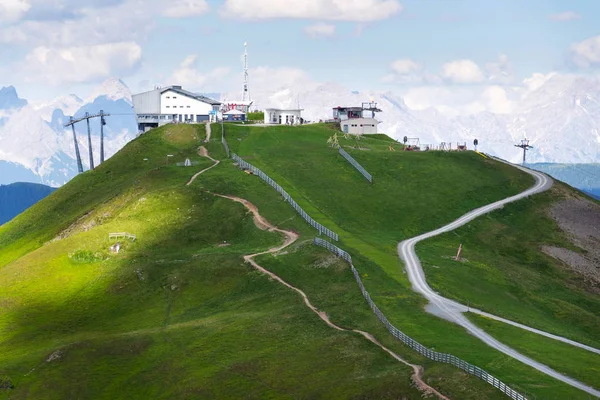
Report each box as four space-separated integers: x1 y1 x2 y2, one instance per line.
333 102 382 135
133 86 221 132
264 108 304 125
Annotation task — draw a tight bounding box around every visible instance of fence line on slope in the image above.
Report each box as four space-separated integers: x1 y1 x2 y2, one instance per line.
313 237 527 400
231 153 338 241
220 122 230 158
338 148 373 183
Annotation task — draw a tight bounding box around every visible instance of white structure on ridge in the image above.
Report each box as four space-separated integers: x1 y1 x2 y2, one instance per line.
132 85 221 132
333 102 382 135
264 108 304 125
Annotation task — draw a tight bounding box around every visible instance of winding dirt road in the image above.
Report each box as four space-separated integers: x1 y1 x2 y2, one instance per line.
189 139 448 398
398 161 600 397
213 193 449 400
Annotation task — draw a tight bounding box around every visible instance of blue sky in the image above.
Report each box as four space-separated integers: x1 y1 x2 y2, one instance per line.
0 0 599 113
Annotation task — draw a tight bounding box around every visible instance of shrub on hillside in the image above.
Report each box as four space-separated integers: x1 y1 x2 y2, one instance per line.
69 250 106 264
247 111 264 121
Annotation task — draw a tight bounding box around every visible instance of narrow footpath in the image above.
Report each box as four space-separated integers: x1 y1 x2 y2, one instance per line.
213 193 449 400
188 136 448 399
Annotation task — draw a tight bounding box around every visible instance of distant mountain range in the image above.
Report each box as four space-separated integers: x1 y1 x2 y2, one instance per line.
2 73 600 187
0 78 137 187
527 163 600 199
0 182 55 225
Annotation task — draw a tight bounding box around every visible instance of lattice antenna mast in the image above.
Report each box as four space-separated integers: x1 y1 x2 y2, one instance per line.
242 42 249 103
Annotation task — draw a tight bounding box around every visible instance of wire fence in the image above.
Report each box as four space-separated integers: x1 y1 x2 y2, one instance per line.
338 148 373 183
220 122 230 158
313 237 528 400
231 153 338 241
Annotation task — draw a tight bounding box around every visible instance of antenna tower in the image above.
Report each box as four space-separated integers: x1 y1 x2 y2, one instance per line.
515 138 533 165
242 42 250 103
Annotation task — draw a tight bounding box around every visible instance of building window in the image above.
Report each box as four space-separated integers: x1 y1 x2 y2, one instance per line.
166 106 170 108
166 96 170 99
180 106 184 108
187 106 191 108
173 96 177 99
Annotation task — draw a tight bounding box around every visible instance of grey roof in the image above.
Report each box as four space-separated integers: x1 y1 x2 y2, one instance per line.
161 86 221 105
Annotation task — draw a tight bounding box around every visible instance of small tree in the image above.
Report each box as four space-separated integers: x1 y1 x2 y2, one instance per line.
327 133 340 148
247 111 264 121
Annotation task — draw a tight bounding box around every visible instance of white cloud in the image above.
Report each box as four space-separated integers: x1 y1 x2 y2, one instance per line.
522 72 557 93
221 0 402 22
481 85 514 114
0 0 31 22
0 0 208 46
162 0 209 18
549 11 581 21
570 35 600 68
20 42 142 85
390 59 421 75
382 58 442 85
304 23 335 38
441 59 485 84
168 55 230 90
485 54 514 84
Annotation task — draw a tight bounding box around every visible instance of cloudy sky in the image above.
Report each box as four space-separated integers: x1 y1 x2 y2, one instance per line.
1 0 599 115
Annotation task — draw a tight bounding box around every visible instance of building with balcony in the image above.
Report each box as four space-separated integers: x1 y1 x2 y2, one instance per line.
133 86 221 133
333 102 382 134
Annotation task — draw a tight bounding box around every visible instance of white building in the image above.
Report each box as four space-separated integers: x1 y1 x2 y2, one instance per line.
264 108 303 125
133 86 221 132
334 103 382 135
340 118 379 135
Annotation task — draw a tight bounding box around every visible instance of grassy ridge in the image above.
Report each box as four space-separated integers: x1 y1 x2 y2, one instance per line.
418 185 600 349
0 123 495 399
1 122 597 399
225 123 597 398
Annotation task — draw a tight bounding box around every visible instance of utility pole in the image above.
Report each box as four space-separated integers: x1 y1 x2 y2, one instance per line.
515 138 533 165
70 116 84 173
86 112 95 170
100 110 106 164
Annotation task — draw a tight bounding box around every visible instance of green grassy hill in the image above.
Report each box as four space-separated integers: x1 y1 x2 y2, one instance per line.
0 123 597 399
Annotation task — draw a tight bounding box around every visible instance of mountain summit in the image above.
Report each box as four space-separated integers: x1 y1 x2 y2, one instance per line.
0 86 27 110
86 78 133 104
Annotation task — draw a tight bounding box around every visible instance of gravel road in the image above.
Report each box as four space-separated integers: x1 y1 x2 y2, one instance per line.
398 161 600 398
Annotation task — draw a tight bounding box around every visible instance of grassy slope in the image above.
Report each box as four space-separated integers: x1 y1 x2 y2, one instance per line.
418 183 600 389
225 123 597 399
0 124 506 399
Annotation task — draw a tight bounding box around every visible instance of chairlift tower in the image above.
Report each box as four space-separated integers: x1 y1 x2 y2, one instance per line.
64 111 111 172
515 138 533 165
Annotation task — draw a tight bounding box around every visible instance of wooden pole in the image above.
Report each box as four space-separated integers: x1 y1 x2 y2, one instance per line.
455 244 463 261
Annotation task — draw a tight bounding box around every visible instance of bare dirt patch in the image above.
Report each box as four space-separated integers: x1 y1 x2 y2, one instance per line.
544 196 600 292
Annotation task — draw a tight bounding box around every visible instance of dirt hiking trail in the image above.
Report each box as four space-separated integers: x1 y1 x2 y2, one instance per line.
186 146 219 186
212 192 449 400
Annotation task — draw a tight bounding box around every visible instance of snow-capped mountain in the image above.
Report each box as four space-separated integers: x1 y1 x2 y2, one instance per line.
0 79 136 187
3 73 600 187
0 86 27 110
